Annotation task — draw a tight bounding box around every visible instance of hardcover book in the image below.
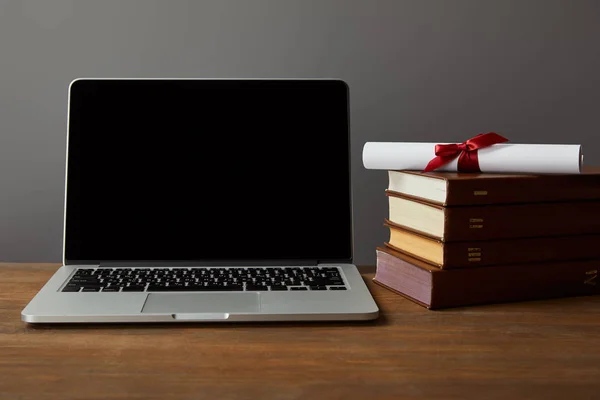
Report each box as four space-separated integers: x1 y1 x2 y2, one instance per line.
385 220 600 268
386 167 600 206
386 191 600 241
374 246 600 310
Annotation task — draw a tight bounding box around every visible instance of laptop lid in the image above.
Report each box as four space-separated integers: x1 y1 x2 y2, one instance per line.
63 79 353 266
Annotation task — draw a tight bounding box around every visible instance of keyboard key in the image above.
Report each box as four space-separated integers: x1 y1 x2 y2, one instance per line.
62 286 81 292
71 278 100 284
146 285 172 292
204 285 244 291
290 287 308 291
122 286 146 292
102 287 120 292
270 286 288 291
245 285 269 291
309 286 328 291
81 287 100 292
330 287 347 290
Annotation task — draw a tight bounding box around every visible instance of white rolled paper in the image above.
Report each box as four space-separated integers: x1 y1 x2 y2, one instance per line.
362 142 583 174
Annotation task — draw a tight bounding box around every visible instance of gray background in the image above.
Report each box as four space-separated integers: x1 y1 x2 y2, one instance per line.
1 0 599 265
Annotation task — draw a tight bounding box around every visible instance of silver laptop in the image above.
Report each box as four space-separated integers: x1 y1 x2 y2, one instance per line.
21 78 379 323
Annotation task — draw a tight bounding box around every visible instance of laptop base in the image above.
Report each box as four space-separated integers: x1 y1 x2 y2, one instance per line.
22 264 379 323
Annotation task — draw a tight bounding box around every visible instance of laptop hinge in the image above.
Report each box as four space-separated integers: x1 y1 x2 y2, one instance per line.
96 260 320 268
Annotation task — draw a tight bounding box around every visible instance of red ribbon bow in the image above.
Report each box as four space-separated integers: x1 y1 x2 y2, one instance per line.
423 132 509 173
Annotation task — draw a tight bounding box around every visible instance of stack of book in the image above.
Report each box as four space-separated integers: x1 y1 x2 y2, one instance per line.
373 168 600 309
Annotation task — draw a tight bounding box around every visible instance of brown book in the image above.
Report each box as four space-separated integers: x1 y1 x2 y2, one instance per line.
374 246 600 310
385 220 600 268
387 190 600 241
386 166 600 206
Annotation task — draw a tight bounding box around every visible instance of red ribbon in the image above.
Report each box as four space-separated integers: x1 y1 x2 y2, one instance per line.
423 132 509 173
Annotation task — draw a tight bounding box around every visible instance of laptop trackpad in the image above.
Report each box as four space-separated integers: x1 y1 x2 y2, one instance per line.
142 293 260 314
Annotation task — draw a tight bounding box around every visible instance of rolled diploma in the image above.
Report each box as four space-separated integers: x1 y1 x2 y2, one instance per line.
362 142 582 174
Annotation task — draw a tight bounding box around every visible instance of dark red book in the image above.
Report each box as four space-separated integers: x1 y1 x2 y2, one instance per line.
374 246 600 309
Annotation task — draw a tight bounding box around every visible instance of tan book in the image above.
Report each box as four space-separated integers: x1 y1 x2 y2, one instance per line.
386 167 600 206
386 190 600 241
385 220 600 268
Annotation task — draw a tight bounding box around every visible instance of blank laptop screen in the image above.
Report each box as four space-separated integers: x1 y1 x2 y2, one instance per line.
65 79 352 263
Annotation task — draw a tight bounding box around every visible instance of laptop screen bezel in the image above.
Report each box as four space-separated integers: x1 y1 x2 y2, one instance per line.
62 78 354 266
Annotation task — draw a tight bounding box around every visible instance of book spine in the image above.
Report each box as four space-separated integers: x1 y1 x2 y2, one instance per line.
445 175 600 206
443 234 600 268
430 259 600 309
443 201 600 241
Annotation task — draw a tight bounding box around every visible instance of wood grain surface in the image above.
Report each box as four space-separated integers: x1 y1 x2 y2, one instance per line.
1 263 600 400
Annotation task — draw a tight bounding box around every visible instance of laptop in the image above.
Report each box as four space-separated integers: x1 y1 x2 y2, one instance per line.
21 78 379 323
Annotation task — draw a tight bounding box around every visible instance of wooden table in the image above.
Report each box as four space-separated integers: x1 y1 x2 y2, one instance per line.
2 263 600 399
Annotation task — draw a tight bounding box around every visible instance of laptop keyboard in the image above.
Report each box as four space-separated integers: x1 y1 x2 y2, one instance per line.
61 266 348 292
